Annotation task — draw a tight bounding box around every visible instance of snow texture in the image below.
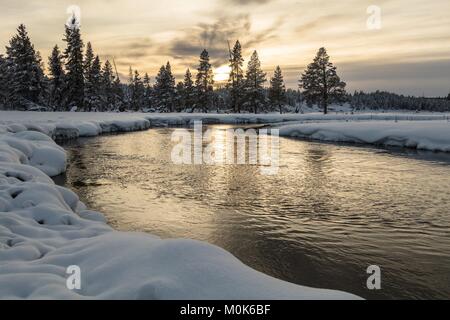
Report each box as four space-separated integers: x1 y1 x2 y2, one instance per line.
278 121 450 152
0 112 361 300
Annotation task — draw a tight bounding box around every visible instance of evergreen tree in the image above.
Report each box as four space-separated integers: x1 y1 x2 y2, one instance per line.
112 74 125 111
195 49 214 113
269 66 286 114
0 55 11 108
125 66 134 109
101 60 115 110
5 24 45 109
48 45 65 110
244 50 266 114
175 81 185 112
143 73 152 110
183 68 195 111
447 91 450 101
84 42 94 78
154 62 175 112
227 40 245 113
84 55 102 111
131 70 145 111
63 17 84 110
299 47 346 114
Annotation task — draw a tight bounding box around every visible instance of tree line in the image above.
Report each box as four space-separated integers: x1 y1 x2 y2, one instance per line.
1 22 448 114
350 91 450 112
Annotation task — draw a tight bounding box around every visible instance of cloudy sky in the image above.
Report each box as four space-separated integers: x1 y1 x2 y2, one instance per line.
0 0 449 96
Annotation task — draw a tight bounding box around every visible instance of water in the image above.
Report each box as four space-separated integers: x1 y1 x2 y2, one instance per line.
55 126 450 299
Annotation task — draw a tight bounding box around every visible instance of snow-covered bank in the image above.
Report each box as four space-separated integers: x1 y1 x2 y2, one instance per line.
0 117 360 299
278 121 450 152
1 111 449 138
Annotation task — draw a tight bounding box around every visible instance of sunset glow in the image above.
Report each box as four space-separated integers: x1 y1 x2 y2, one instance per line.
214 65 231 83
0 0 449 95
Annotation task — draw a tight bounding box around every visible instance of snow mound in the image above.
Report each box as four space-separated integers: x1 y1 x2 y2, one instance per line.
279 121 450 152
0 118 360 300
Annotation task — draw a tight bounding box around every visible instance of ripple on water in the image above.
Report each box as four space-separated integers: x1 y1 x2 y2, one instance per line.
58 127 450 300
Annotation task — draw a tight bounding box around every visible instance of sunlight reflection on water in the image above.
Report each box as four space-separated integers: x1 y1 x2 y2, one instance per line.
57 126 450 299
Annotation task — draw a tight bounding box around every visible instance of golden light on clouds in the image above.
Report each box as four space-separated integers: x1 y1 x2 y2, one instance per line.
0 0 449 96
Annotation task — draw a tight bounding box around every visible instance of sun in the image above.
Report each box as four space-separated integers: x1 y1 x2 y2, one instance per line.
214 65 231 82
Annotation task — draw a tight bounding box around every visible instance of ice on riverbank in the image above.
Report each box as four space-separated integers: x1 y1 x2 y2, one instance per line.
0 116 360 300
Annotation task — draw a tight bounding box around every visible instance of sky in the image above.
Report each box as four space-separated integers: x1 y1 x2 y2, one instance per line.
0 0 449 96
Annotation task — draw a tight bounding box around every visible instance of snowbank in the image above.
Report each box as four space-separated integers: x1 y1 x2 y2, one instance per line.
0 118 360 300
278 121 450 152
1 111 449 134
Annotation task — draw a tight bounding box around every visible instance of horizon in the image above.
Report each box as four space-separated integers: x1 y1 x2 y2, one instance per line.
0 0 449 97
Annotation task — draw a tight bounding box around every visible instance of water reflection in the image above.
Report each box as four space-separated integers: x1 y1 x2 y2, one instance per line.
57 126 450 299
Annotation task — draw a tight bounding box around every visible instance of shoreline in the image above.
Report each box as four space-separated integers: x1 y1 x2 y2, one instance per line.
0 112 361 299
2 111 450 299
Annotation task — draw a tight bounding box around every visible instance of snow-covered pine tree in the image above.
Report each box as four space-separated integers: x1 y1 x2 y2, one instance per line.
143 73 152 110
124 66 134 110
299 47 346 114
153 65 166 111
101 60 115 110
269 65 286 114
0 55 9 109
227 40 245 113
175 81 185 112
183 68 195 112
112 73 125 111
84 55 103 111
83 43 101 111
48 45 65 110
5 24 45 109
165 62 176 112
244 50 266 114
154 62 175 112
63 18 84 111
195 49 214 113
84 42 94 79
131 70 145 111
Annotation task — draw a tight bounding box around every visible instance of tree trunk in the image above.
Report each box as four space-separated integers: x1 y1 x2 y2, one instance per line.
323 103 328 115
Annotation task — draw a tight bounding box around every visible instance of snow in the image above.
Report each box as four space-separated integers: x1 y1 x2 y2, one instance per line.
0 112 361 300
278 121 450 152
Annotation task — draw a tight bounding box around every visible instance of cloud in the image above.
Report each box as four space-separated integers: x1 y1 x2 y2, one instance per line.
225 0 275 4
161 14 284 68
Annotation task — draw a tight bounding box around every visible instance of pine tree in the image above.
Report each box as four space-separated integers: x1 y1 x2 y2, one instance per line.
112 74 125 111
183 68 195 111
154 62 175 112
143 73 152 110
131 70 145 111
195 49 214 113
83 43 99 111
165 62 176 112
244 50 266 114
175 81 185 112
228 40 245 113
0 55 8 108
48 45 65 110
269 66 286 114
299 47 346 114
84 42 94 78
84 55 102 111
125 66 134 109
101 60 115 110
63 17 84 111
5 24 45 109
